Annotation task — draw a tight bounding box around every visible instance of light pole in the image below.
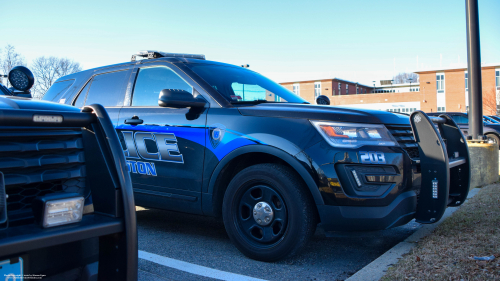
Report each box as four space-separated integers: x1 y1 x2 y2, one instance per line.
466 0 484 139
409 78 413 92
372 81 376 93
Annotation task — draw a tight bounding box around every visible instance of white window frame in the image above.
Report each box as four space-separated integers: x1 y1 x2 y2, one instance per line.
293 83 300 96
495 68 500 109
465 71 468 91
436 73 445 93
496 69 499 89
314 82 321 98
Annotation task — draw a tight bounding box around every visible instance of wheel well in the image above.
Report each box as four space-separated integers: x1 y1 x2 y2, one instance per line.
211 152 309 218
485 133 500 148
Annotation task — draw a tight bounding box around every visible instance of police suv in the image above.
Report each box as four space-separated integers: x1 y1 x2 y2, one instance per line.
42 51 471 261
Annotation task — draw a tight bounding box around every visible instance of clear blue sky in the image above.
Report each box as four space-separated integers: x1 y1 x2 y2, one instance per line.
1 0 499 85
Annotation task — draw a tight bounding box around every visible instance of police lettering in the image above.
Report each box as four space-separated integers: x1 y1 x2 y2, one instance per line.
122 131 184 164
126 160 157 176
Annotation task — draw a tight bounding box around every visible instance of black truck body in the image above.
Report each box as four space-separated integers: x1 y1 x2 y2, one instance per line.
42 51 471 261
0 95 137 280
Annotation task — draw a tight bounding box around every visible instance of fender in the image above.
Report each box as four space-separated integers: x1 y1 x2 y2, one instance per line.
202 145 325 216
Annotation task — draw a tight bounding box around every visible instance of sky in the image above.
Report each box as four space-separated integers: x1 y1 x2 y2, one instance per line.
1 0 499 86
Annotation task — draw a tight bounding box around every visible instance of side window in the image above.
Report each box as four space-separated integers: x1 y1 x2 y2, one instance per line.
84 70 129 107
41 79 75 102
132 66 193 106
74 80 92 108
451 115 468 124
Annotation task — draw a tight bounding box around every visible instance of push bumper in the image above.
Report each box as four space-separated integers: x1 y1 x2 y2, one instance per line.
410 111 471 223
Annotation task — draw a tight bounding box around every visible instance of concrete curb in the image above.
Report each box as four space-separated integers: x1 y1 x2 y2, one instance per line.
346 187 481 281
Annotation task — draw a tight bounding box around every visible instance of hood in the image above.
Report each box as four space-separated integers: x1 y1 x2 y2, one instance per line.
0 97 80 112
237 103 411 125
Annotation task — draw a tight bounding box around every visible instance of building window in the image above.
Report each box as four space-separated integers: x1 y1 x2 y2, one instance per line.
314 82 321 98
437 106 446 112
338 83 341 95
436 74 445 93
496 70 499 89
465 72 468 91
346 84 349 95
293 83 300 96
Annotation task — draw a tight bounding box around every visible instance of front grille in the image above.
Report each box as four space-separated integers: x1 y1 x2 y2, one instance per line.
0 128 87 221
386 124 420 159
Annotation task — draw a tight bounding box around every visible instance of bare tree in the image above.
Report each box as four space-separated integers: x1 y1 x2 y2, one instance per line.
31 56 82 99
482 88 499 116
0 44 27 87
392 72 419 84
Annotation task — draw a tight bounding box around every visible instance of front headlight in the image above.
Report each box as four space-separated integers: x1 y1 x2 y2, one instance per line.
311 121 397 148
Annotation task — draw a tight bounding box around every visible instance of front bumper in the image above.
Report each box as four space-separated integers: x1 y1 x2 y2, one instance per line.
0 215 123 258
317 191 417 231
310 111 471 231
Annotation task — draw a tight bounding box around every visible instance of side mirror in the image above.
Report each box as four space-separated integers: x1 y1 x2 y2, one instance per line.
158 89 206 108
316 95 330 105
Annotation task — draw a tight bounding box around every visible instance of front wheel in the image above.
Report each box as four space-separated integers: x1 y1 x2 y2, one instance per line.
222 163 317 261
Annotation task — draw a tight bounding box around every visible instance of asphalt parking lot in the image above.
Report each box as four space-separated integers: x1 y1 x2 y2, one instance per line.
136 207 421 281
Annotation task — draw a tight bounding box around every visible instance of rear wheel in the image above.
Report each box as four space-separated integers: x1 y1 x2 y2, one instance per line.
222 163 317 261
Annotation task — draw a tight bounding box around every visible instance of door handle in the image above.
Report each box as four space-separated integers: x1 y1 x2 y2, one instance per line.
124 116 143 125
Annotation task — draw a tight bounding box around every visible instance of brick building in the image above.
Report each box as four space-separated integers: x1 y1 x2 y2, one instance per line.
280 64 500 115
280 78 373 104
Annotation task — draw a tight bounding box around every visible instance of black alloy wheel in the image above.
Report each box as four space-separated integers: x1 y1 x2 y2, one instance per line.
237 184 287 244
222 163 317 262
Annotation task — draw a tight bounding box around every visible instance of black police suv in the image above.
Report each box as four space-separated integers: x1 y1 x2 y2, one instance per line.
1 67 137 280
427 112 500 148
42 50 471 261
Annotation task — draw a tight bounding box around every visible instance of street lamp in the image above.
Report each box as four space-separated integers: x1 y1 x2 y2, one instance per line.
408 78 413 92
391 79 394 93
372 81 376 93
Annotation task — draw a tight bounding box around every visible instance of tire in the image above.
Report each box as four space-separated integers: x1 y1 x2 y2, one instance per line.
222 163 317 261
486 134 500 149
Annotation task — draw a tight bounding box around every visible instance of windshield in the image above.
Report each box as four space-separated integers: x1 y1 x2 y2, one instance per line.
187 63 308 104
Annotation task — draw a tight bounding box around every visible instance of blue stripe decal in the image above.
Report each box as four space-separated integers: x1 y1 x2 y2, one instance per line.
116 124 206 146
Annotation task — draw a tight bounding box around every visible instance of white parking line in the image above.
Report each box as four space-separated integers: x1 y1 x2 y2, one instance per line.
139 250 268 281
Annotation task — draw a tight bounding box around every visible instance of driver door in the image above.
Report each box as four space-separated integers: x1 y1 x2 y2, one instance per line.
117 64 208 214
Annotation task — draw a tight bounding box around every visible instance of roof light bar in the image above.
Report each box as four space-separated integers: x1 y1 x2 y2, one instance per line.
131 50 205 61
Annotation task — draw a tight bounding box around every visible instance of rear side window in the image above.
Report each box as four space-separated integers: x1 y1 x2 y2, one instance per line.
131 66 192 106
42 79 75 102
451 115 468 124
84 70 129 106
